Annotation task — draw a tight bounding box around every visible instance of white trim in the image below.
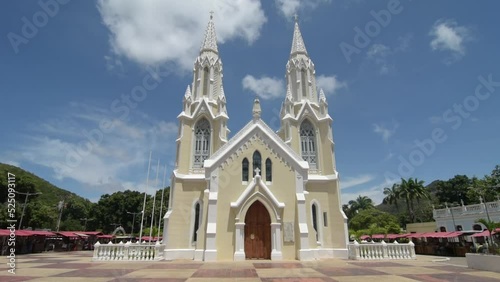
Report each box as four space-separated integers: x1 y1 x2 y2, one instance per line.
173 170 205 180
164 249 195 260
231 175 285 215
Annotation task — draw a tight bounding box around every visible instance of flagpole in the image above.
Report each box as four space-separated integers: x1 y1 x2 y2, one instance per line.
138 151 152 243
157 166 167 243
149 159 160 243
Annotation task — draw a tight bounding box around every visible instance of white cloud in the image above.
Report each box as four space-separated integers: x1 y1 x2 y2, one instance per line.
242 75 285 100
341 179 395 205
316 75 347 95
366 44 394 75
97 0 267 72
429 19 472 62
275 0 331 19
373 122 399 143
6 103 178 195
341 174 376 190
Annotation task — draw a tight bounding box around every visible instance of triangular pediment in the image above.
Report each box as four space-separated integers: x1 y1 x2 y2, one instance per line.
204 119 308 176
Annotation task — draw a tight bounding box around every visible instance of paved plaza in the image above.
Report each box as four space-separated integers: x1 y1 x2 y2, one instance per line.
1 252 500 281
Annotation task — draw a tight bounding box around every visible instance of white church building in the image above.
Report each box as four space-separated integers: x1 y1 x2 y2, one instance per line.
162 15 349 261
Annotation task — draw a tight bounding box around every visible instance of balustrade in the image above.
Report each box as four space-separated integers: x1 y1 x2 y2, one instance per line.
92 241 165 261
348 241 416 260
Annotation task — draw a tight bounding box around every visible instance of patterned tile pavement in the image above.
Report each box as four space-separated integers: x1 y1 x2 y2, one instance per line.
1 252 499 282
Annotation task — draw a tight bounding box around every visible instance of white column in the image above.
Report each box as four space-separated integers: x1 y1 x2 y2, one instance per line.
271 222 283 260
204 172 219 261
234 222 245 261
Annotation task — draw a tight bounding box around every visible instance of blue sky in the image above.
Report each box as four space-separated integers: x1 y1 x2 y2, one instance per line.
1 0 499 204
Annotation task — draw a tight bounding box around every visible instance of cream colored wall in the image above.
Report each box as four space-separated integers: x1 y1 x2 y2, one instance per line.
166 179 207 249
305 180 346 249
213 139 299 260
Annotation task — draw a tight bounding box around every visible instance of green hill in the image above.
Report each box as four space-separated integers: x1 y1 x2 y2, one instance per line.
0 163 93 230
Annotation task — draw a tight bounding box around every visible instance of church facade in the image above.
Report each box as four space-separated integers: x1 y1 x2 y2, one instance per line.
163 15 348 261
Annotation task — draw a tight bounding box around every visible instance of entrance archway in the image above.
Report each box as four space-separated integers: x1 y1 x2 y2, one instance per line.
244 201 271 259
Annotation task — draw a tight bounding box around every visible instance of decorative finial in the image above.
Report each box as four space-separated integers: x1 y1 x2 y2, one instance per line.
252 97 261 119
294 13 298 23
210 11 214 20
254 167 260 176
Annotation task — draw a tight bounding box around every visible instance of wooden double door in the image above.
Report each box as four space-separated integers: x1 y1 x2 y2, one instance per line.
244 201 271 259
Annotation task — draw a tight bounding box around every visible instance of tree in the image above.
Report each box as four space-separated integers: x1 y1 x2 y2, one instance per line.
476 218 500 254
347 195 374 215
348 209 400 234
398 178 429 223
382 184 400 212
435 175 471 205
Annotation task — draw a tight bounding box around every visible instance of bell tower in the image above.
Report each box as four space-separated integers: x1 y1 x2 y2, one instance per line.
175 13 229 174
278 17 337 175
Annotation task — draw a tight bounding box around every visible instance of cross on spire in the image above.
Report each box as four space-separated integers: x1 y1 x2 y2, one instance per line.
294 13 298 22
209 10 214 20
254 167 260 176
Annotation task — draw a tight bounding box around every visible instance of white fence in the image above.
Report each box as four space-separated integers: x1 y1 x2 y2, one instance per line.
348 240 416 260
92 241 165 261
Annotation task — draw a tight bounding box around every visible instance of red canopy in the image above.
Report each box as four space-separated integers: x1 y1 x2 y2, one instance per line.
441 231 463 238
0 229 13 236
472 229 499 238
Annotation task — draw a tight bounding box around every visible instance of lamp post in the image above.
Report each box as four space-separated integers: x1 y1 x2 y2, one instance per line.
127 211 142 237
15 191 42 229
479 196 492 222
80 218 93 231
445 202 457 231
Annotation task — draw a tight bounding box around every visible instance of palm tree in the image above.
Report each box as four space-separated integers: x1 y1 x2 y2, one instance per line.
382 183 400 212
476 218 500 253
398 178 429 223
348 195 374 215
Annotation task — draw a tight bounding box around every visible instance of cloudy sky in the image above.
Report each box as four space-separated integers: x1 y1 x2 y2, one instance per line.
1 0 500 204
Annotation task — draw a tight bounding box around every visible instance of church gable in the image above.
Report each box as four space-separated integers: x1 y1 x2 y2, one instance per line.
204 119 309 176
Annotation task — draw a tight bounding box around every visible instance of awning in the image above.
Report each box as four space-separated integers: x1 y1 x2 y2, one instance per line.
57 232 79 239
74 233 89 237
472 229 498 238
441 231 463 238
96 235 113 239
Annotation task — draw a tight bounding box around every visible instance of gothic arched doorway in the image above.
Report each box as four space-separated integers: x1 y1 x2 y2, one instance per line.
244 201 271 259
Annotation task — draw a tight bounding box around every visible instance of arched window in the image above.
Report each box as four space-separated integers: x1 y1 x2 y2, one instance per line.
312 203 319 241
193 118 210 168
456 225 463 231
300 120 317 169
473 224 482 231
301 69 307 97
192 202 201 243
265 158 272 182
242 158 249 182
440 226 446 232
252 151 261 177
203 67 209 96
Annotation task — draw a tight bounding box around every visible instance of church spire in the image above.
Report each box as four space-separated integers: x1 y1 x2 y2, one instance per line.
290 15 308 57
200 11 219 54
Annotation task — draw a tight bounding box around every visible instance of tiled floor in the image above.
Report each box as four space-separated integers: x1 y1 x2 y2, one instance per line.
1 252 499 282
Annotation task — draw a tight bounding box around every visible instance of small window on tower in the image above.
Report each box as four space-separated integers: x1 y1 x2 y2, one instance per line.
265 158 272 182
242 158 249 182
203 67 209 96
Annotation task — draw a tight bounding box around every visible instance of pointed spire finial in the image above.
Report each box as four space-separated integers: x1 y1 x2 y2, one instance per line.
184 85 191 98
290 18 308 57
294 13 298 23
319 88 326 102
200 11 218 54
252 97 261 119
210 10 214 20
